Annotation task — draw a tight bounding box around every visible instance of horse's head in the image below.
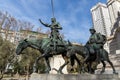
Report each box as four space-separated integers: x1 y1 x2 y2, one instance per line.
16 39 28 55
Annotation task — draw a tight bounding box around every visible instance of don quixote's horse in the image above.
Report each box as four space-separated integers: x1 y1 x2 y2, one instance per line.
16 38 79 74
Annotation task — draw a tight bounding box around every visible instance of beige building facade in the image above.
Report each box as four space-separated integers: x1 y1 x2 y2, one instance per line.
0 29 48 44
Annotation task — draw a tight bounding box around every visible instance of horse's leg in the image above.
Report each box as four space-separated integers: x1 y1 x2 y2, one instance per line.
88 62 92 74
100 60 106 74
103 49 118 74
33 54 45 73
45 57 51 73
58 54 69 74
107 59 118 74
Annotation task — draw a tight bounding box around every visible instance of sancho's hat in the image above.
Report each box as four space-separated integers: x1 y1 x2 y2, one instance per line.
89 27 96 32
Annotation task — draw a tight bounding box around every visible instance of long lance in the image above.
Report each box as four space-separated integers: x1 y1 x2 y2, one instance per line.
51 0 55 18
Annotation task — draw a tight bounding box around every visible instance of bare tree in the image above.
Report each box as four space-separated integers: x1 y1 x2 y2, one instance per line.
19 21 34 38
10 16 17 31
0 11 7 33
2 13 13 40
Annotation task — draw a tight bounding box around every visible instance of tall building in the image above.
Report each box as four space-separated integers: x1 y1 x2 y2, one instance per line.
91 3 111 52
91 3 111 37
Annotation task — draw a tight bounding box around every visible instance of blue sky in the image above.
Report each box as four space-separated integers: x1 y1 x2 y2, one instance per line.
0 0 107 44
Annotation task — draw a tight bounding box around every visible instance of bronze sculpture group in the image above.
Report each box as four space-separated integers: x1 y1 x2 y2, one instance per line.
16 17 118 74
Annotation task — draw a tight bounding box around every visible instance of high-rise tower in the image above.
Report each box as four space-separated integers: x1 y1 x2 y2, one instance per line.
91 3 111 37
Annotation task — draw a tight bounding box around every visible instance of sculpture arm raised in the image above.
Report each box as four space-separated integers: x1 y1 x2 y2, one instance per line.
39 19 51 27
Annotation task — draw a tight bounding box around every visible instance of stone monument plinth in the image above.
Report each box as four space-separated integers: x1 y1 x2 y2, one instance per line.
50 55 68 74
30 73 120 80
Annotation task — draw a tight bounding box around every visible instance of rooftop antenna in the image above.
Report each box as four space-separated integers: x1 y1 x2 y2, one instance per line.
51 0 55 18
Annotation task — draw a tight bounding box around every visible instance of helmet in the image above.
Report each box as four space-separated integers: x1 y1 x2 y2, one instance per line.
51 17 56 22
89 27 96 32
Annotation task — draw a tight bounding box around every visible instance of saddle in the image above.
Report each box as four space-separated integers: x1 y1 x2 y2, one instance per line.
85 44 95 55
50 39 65 47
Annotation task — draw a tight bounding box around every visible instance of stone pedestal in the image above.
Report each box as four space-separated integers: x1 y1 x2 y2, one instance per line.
50 55 68 74
30 73 120 80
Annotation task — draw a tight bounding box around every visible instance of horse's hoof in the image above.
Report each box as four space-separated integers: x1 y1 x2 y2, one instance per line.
91 72 95 74
45 72 49 74
58 71 64 74
45 70 50 74
44 69 49 74
33 69 37 73
70 68 74 72
100 71 104 74
88 72 91 74
33 71 37 73
113 71 118 75
60 72 64 74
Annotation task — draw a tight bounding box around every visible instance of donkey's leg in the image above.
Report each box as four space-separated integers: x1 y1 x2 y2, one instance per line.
107 59 118 74
70 55 75 72
100 60 106 74
74 55 83 73
58 54 69 74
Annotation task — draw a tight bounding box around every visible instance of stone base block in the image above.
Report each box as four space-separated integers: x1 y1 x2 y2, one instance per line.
30 73 120 80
